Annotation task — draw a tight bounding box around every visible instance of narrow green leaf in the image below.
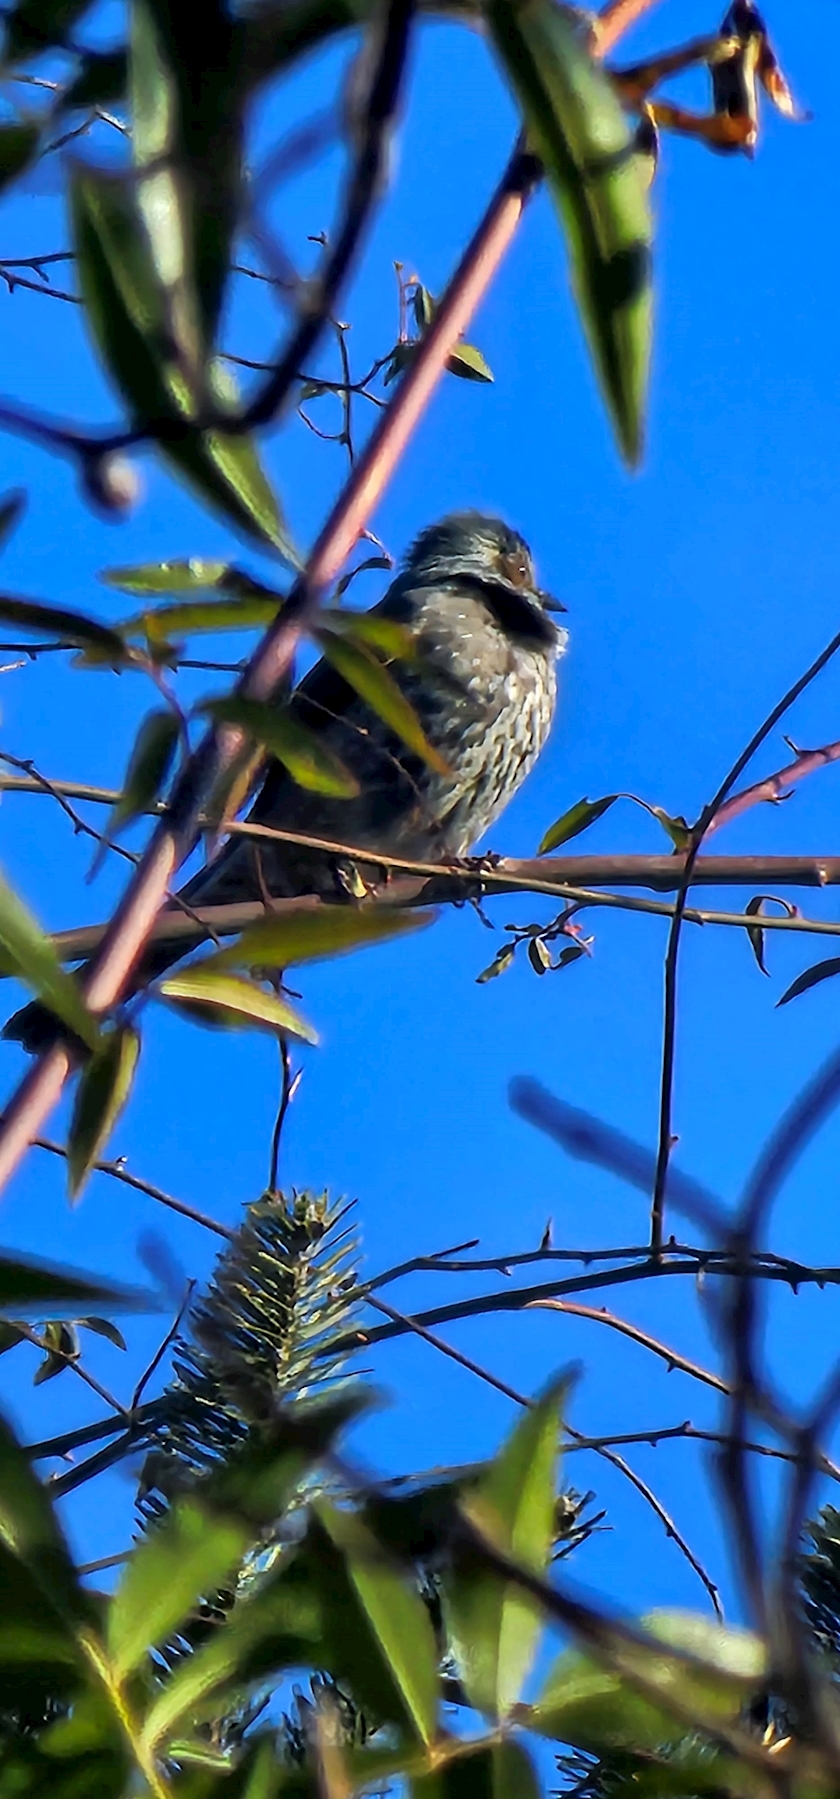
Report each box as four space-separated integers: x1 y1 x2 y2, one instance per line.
108 1497 249 1679
158 968 318 1042
98 710 179 856
127 595 279 640
413 284 436 328
0 1252 151 1317
317 1498 439 1744
447 342 494 382
0 594 127 661
315 626 449 775
0 492 26 553
531 1610 765 1749
102 557 236 594
538 794 618 853
477 944 516 983
333 556 393 602
67 1027 141 1199
777 956 840 1008
413 1742 540 1799
0 1407 90 1635
317 606 414 660
205 905 434 973
649 805 691 851
72 167 293 554
528 937 551 975
0 867 100 1050
77 1316 127 1350
202 695 359 797
489 0 652 462
445 1373 569 1718
0 123 39 194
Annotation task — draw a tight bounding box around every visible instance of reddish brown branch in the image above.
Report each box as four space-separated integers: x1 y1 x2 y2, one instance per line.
708 738 840 838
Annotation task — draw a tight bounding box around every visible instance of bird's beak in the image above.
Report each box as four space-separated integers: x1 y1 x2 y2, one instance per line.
540 591 567 613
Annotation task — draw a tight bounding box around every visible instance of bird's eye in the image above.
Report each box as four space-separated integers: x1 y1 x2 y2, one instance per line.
500 550 532 588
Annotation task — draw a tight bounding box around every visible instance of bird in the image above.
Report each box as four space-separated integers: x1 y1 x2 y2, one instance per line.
6 511 567 1048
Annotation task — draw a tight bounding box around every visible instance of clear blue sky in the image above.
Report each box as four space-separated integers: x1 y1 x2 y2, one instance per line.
1 0 839 1631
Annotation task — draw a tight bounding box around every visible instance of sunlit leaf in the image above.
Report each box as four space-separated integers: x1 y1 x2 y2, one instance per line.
413 1741 540 1799
0 867 100 1050
777 956 840 1009
489 0 652 463
72 167 293 554
202 695 359 796
102 557 239 594
315 627 448 775
158 968 318 1041
34 1319 79 1385
67 1026 141 1199
108 1498 249 1679
317 606 414 660
317 1498 439 1744
445 1373 569 1718
129 595 280 640
528 937 551 975
538 795 618 853
205 905 434 972
447 343 494 383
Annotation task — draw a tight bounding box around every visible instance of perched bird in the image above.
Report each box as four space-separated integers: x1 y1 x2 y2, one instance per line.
6 511 567 1045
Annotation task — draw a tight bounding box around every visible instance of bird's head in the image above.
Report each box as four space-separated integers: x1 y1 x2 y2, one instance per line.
405 511 566 649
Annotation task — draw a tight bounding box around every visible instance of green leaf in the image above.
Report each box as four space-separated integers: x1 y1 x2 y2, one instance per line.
0 1252 151 1317
97 710 179 858
102 557 236 594
315 626 449 775
108 1498 250 1679
0 489 26 552
0 123 39 195
72 167 292 555
476 944 516 983
34 1320 79 1385
317 606 414 660
0 594 127 661
128 595 280 640
413 284 436 328
489 0 652 463
531 1610 766 1748
205 905 435 973
538 794 618 853
0 866 100 1050
445 1373 569 1718
777 956 840 1008
447 343 494 382
744 894 794 978
0 1407 90 1635
131 0 242 352
158 968 318 1042
413 1742 540 1799
202 695 359 797
317 1499 439 1744
2 0 95 62
67 1026 141 1199
77 1316 127 1350
333 556 394 602
648 805 690 851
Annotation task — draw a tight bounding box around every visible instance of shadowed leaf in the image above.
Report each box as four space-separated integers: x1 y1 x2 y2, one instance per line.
0 1253 151 1316
158 968 318 1041
96 710 179 860
0 595 127 661
0 123 40 194
447 343 494 382
202 695 359 797
0 490 26 553
78 1316 127 1350
317 607 414 660
477 945 516 983
777 956 840 1008
67 1026 141 1199
489 0 652 463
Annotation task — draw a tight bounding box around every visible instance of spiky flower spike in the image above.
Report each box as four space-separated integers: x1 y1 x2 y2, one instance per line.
138 1188 360 1525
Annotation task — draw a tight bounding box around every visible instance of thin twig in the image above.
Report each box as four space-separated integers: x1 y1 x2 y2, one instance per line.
708 737 840 839
650 626 840 1252
528 1298 730 1394
11 1318 128 1418
131 1280 195 1408
32 1136 234 1239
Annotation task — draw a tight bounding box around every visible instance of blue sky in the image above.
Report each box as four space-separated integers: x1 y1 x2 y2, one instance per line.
1 0 839 1637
